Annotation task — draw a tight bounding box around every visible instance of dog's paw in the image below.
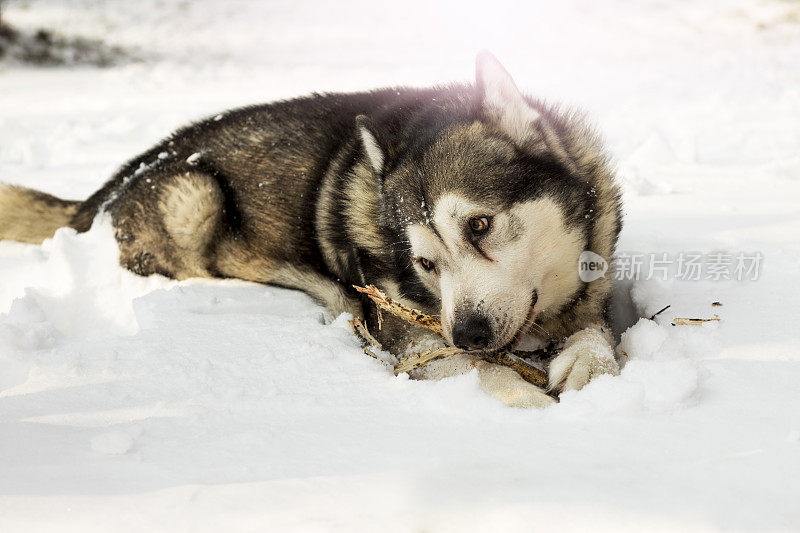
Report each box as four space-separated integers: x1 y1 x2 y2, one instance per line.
548 327 619 393
476 361 556 408
409 353 554 408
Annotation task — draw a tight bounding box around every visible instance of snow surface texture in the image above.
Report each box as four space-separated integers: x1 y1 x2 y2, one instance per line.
1 0 799 531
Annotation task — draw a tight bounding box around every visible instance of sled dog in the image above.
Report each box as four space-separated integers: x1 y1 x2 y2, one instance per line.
0 52 623 407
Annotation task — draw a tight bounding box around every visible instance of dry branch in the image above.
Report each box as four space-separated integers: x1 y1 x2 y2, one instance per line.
393 346 464 374
354 284 442 334
476 351 550 388
350 317 392 366
649 304 671 320
351 316 381 347
673 316 720 325
353 284 549 388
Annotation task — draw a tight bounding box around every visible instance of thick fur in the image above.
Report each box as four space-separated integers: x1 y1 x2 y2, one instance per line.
0 184 80 244
0 53 623 407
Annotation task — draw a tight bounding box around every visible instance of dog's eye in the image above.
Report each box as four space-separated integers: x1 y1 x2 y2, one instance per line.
418 257 435 272
468 216 490 236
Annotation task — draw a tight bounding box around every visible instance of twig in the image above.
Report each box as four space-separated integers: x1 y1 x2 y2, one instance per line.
351 317 381 348
673 316 720 326
349 317 393 367
354 285 443 335
474 351 549 388
393 346 464 374
649 304 671 320
393 348 547 388
353 284 549 388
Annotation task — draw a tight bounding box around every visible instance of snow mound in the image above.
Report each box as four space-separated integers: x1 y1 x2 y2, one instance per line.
0 216 172 338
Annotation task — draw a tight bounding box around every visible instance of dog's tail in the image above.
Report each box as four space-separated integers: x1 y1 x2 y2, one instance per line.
0 184 82 244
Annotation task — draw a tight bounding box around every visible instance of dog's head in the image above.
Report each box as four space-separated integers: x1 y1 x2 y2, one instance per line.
357 52 614 350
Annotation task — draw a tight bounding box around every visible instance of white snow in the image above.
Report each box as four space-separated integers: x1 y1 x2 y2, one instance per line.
90 430 135 456
1 0 800 531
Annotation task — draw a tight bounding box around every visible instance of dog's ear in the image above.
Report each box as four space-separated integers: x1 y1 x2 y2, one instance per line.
475 51 549 149
355 115 386 176
354 115 391 227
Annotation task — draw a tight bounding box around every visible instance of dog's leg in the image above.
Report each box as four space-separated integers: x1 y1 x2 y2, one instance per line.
214 242 362 320
112 170 225 279
270 264 363 319
548 324 619 393
474 360 557 408
410 348 555 408
157 172 224 278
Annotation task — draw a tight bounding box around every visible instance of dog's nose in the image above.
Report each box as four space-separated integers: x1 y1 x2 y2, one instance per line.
452 314 492 350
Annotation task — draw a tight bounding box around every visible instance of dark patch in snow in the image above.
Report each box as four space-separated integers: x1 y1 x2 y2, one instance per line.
0 21 142 67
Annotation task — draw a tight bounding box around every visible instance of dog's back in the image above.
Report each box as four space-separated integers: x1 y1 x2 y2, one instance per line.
0 86 467 319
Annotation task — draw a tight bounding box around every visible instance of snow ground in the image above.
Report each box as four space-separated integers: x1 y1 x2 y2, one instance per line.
1 0 799 530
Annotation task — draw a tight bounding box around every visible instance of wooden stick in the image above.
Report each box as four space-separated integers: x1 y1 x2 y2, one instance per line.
349 317 393 366
353 284 549 388
476 351 549 388
673 316 720 325
649 304 671 320
393 347 549 388
354 284 443 335
393 346 464 374
351 317 382 348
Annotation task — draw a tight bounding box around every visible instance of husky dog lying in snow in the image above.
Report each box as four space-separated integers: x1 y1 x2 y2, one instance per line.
0 52 622 407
